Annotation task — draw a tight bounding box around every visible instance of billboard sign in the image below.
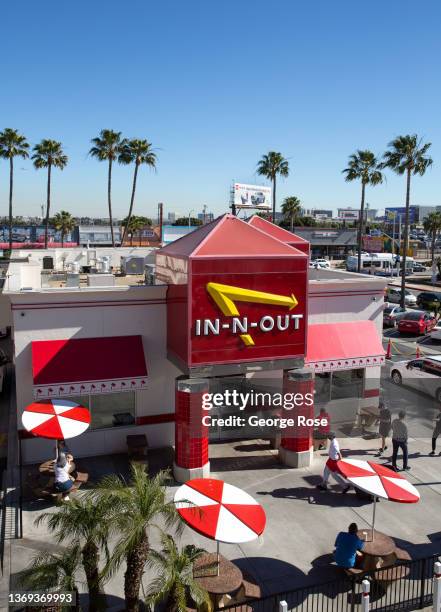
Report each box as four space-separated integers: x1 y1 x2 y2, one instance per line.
234 183 271 209
385 207 417 224
338 209 360 220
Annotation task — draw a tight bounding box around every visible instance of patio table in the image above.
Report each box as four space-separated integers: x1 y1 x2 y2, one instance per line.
357 529 396 570
193 552 243 607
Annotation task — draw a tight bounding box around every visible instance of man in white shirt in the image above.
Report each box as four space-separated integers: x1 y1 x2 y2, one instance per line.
317 432 350 493
54 454 74 501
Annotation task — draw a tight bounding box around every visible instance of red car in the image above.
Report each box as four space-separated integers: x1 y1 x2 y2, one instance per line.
397 310 437 335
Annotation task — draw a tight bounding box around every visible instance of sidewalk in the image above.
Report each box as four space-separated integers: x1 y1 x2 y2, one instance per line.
14 436 441 602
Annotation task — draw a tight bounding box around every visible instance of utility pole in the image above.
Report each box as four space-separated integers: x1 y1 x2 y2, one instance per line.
158 202 163 245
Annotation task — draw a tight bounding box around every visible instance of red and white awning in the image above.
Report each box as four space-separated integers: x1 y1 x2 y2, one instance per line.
306 321 385 372
32 335 148 399
22 400 91 440
174 478 266 544
337 459 420 503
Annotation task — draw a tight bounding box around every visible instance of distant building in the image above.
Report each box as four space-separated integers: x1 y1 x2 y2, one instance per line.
167 212 177 223
385 205 438 224
198 212 214 224
76 225 122 246
293 227 358 258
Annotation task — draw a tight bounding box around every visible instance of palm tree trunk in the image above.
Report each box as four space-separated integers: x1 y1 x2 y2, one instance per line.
139 231 142 247
108 158 115 247
124 534 150 612
357 182 366 273
82 542 103 612
61 231 65 248
400 168 412 308
432 229 436 266
44 163 52 249
8 157 13 252
290 214 294 233
121 162 139 246
272 176 276 223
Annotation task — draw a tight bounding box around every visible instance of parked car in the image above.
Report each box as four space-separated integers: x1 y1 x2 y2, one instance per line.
391 355 441 402
397 310 437 335
430 321 441 341
311 258 330 269
412 263 427 272
416 291 441 310
383 304 408 327
386 287 417 306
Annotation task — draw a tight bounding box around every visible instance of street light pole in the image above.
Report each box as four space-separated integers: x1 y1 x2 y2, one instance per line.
188 209 194 228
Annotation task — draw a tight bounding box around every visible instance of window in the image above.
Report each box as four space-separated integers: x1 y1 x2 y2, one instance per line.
66 392 136 430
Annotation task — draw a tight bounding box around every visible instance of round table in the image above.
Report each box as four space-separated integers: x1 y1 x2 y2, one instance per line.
357 530 395 557
193 553 243 595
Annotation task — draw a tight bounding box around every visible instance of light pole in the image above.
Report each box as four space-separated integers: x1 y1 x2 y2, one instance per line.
188 209 194 228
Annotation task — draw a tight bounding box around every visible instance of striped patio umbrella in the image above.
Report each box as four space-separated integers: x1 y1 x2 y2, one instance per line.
337 459 420 538
22 399 91 442
174 478 266 574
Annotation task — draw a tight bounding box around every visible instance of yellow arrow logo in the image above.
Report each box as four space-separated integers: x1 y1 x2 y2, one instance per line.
206 282 299 346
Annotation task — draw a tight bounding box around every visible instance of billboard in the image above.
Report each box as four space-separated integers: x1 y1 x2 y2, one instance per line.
385 207 418 224
234 183 271 209
338 209 360 220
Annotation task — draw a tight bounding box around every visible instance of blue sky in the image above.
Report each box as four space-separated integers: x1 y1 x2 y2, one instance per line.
1 0 440 220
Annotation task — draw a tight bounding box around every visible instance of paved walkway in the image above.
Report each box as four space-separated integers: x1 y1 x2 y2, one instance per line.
12 436 441 607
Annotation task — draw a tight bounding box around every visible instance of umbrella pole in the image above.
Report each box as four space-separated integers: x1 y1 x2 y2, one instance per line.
216 541 220 576
371 496 377 541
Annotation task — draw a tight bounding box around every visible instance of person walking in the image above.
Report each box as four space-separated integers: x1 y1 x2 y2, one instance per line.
429 405 441 456
391 410 409 471
317 432 350 493
377 401 392 456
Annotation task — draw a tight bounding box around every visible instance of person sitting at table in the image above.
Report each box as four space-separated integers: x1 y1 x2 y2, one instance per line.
54 454 74 502
334 523 365 569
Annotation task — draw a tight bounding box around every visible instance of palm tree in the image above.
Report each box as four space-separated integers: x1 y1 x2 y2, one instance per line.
256 151 289 223
381 135 433 307
36 496 111 612
281 196 301 232
96 465 181 612
32 140 68 249
0 128 29 251
342 150 383 273
52 210 75 247
119 139 156 246
89 130 123 247
423 211 441 266
145 534 211 612
17 544 82 611
122 215 152 246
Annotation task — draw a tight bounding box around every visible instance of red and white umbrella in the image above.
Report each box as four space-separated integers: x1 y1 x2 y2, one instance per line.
22 399 91 440
337 459 420 537
174 478 266 543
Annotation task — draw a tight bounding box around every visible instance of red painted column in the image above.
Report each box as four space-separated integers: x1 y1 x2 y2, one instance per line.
279 367 315 468
173 377 210 483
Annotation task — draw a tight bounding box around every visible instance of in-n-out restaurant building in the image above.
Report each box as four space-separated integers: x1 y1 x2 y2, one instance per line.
8 215 386 479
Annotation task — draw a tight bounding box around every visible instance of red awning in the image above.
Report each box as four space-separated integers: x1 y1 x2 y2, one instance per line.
305 321 385 372
32 335 148 399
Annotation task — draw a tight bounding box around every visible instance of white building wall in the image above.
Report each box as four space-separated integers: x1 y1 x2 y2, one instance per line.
11 285 181 463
